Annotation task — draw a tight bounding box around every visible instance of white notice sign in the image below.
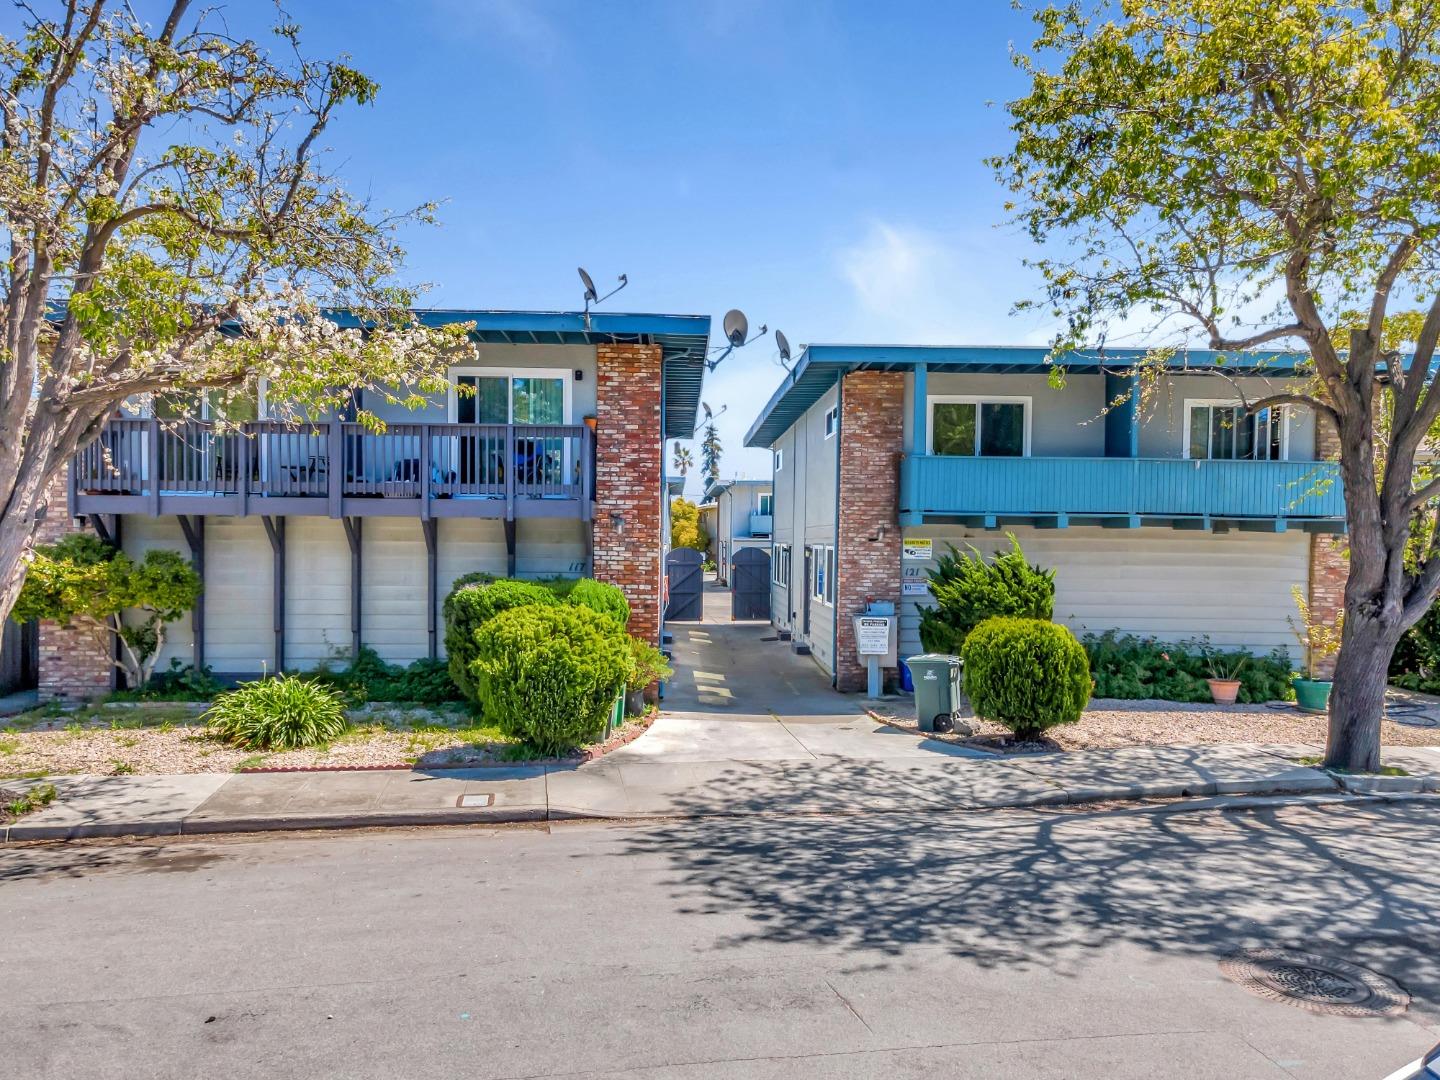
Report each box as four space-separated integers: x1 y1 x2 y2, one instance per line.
855 616 892 655
902 581 929 597
902 538 932 561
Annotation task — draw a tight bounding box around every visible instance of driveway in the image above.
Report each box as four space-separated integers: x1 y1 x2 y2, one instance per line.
619 580 982 764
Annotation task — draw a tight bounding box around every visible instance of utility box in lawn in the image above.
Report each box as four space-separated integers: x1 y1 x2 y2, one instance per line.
907 653 962 733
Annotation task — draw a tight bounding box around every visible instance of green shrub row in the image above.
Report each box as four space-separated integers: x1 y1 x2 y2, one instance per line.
961 617 1091 740
1082 631 1294 704
1390 603 1440 692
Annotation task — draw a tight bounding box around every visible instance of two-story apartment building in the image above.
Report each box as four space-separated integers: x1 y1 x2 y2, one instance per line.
745 345 1347 692
704 479 773 585
41 309 711 699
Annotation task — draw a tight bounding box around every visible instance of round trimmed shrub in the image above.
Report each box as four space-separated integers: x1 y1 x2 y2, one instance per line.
471 604 634 755
205 675 350 750
566 578 630 627
442 578 558 703
961 617 1091 741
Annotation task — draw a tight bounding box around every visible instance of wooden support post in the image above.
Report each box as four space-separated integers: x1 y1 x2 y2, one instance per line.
328 419 344 518
911 363 928 455
87 514 115 547
343 517 362 659
504 519 517 578
419 424 432 520
176 515 206 672
261 516 285 673
422 518 438 660
238 430 250 517
146 418 160 516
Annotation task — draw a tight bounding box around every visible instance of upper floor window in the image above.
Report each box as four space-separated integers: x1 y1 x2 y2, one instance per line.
1185 400 1288 461
451 368 569 425
928 396 1029 457
824 404 839 439
758 493 773 516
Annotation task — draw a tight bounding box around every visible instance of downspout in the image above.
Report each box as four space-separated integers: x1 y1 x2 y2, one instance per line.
831 373 843 688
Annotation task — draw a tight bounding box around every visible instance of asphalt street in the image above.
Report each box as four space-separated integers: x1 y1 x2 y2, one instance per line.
2 799 1437 1079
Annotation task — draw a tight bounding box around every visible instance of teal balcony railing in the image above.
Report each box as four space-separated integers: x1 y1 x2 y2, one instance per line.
898 456 1344 524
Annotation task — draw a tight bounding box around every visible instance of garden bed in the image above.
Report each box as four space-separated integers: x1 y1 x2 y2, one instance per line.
0 701 651 777
873 696 1440 753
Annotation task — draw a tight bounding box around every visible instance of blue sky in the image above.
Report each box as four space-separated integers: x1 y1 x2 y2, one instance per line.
279 1 1064 493
74 2 1064 492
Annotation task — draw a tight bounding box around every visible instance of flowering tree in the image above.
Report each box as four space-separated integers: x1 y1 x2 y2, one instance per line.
0 1 472 624
995 0 1440 771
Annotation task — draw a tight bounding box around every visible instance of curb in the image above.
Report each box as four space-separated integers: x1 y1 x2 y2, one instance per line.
4 773 1412 844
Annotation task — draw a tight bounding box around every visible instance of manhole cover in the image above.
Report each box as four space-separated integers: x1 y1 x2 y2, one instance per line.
1220 949 1409 1017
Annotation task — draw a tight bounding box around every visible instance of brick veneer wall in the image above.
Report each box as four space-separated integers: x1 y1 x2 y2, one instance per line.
1309 410 1346 678
592 342 664 646
834 371 906 692
35 471 113 701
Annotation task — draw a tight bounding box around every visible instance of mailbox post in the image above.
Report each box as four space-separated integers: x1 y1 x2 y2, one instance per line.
852 601 897 698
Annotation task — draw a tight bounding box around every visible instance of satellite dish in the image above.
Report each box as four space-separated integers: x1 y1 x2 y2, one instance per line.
723 309 749 348
578 267 598 303
775 330 791 364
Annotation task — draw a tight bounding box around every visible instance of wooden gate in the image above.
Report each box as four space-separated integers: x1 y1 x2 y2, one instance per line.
731 547 772 620
665 547 704 622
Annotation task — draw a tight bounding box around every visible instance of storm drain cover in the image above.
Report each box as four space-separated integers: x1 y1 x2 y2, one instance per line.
1220 949 1409 1017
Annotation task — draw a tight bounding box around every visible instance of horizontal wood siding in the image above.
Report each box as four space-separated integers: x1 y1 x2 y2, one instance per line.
514 519 587 578
204 517 273 673
899 526 1309 660
285 518 352 669
435 520 510 656
360 519 429 665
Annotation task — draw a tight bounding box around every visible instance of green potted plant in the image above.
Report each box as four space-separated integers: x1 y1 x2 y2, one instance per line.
625 637 674 717
1197 639 1247 705
1289 585 1342 713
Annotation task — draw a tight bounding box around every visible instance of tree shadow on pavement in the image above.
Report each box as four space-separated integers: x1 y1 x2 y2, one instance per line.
619 762 1440 1018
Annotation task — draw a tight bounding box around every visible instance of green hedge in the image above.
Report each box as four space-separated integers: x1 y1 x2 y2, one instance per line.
472 604 634 754
1082 632 1294 704
567 578 630 627
918 536 1055 654
443 579 559 703
962 617 1091 741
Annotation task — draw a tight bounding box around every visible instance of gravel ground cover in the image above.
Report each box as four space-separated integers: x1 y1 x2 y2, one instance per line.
0 701 535 776
875 695 1440 752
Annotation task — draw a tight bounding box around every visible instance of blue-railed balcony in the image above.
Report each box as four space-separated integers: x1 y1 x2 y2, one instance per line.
70 418 595 521
898 456 1346 532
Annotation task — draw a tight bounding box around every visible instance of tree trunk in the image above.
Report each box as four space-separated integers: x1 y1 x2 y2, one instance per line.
1323 613 1401 773
0 484 45 624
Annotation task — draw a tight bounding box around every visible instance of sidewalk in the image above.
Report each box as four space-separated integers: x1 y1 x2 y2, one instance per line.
7 739 1438 841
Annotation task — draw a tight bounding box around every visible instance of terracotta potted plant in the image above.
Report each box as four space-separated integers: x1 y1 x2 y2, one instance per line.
1199 640 1247 705
1288 585 1342 713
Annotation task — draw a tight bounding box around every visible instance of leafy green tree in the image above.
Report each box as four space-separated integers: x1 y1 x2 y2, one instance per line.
670 497 708 552
995 0 1440 771
700 423 723 488
0 2 471 628
13 533 200 687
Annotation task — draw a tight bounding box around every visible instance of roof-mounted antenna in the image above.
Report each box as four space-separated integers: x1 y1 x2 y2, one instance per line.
579 267 628 329
706 309 768 371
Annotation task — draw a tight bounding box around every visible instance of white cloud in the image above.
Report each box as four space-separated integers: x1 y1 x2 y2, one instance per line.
835 221 1048 345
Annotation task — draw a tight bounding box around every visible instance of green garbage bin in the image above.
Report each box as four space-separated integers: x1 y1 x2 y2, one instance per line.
907 653 962 732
